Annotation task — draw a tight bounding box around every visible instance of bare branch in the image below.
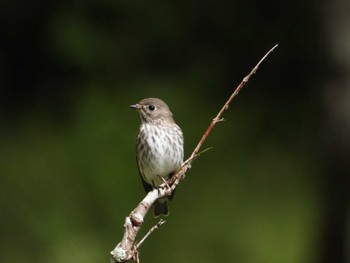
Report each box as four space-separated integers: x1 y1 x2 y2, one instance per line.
110 44 278 262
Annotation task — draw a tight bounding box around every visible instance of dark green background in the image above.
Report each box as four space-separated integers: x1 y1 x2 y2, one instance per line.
1 0 349 262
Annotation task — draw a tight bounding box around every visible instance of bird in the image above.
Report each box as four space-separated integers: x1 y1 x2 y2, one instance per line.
130 98 184 217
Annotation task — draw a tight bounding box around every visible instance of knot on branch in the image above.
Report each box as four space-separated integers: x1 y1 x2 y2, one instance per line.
130 212 144 226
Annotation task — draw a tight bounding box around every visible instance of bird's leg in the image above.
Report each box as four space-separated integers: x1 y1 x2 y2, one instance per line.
157 175 173 197
158 175 170 190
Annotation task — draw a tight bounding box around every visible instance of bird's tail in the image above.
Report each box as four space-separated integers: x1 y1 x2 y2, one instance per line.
154 198 169 217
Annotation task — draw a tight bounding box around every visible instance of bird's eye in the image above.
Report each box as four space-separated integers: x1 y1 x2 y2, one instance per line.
148 105 156 111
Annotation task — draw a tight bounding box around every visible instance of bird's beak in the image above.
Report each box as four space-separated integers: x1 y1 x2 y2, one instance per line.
130 104 140 111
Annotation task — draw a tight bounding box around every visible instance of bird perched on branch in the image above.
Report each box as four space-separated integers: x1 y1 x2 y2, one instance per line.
130 98 184 217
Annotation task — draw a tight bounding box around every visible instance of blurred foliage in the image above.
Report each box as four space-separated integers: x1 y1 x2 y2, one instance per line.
0 0 348 263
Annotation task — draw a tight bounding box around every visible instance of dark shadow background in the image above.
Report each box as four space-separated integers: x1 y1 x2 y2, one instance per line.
1 1 349 262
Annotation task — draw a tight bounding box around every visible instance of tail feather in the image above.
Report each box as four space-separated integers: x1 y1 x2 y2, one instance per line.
154 199 169 217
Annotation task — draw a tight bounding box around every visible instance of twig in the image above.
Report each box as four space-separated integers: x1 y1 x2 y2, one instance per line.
189 44 279 161
110 44 278 262
136 219 166 249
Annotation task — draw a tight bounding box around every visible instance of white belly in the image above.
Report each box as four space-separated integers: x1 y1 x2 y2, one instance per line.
137 123 183 186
